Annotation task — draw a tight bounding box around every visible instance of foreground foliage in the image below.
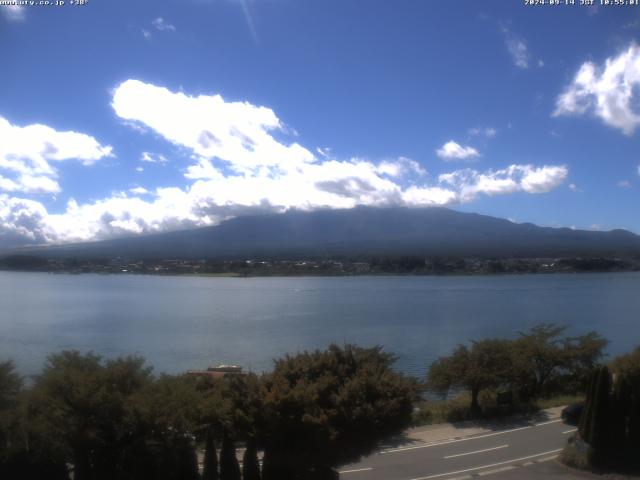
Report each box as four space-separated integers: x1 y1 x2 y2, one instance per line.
260 345 417 479
563 352 640 474
427 324 607 415
0 344 417 480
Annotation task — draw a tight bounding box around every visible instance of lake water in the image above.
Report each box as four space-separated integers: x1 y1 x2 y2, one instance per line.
1 271 639 379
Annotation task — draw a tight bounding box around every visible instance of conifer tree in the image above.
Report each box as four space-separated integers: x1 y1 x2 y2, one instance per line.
220 432 241 480
586 366 611 466
202 430 219 480
241 440 261 480
579 369 597 441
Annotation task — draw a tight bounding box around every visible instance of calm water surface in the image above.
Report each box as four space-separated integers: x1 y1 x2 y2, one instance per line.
1 272 639 378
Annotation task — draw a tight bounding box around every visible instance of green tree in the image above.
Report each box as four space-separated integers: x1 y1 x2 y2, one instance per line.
202 429 219 480
219 431 241 480
611 346 640 379
610 346 640 450
513 324 568 398
512 324 606 398
427 339 513 416
242 440 261 480
127 374 202 480
27 351 206 480
562 331 608 391
260 344 417 479
582 366 611 468
0 361 22 450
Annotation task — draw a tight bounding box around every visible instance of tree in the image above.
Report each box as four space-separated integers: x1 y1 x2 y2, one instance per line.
30 351 110 480
28 351 206 480
575 363 640 471
611 346 640 379
0 361 22 450
427 339 513 416
217 373 265 446
0 361 21 410
242 440 261 480
202 429 219 480
512 324 607 398
562 331 608 392
260 344 417 479
610 346 640 449
126 373 203 480
586 366 610 461
219 431 241 480
512 324 568 398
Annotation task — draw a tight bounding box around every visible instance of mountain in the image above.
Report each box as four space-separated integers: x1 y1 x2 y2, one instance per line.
12 207 640 260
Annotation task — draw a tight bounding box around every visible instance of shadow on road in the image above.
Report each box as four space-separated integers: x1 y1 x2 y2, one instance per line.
377 409 560 451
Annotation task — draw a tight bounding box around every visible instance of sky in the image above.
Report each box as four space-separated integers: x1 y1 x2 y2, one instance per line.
1 0 640 247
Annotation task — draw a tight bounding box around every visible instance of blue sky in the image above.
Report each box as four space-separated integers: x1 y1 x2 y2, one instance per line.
1 0 640 246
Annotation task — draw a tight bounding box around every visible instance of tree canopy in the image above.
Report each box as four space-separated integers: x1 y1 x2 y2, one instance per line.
427 324 609 415
260 344 417 479
428 339 513 415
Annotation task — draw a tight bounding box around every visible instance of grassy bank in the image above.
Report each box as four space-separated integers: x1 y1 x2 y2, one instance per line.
412 392 583 426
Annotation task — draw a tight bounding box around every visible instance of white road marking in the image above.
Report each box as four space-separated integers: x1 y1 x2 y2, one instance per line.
534 419 562 426
477 465 516 476
562 428 577 434
339 467 373 474
380 426 531 454
444 444 509 459
382 417 564 455
536 455 560 463
409 448 563 480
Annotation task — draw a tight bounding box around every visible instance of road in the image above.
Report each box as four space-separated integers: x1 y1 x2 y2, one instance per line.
339 418 578 480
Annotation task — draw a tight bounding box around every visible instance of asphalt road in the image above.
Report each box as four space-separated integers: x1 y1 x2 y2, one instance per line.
339 419 577 480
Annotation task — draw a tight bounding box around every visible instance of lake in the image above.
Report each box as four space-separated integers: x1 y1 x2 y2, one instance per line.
1 271 639 378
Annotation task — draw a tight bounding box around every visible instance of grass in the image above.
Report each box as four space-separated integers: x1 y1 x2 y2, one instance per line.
411 391 584 427
535 394 583 409
560 437 590 471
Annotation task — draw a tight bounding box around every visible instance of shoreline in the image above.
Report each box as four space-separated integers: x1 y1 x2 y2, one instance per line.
1 268 639 278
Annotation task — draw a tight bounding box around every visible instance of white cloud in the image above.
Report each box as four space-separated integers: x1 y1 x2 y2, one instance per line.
112 79 314 175
0 162 569 246
15 175 61 194
436 141 480 161
142 30 151 39
0 194 50 245
0 116 112 195
401 186 458 206
554 43 640 135
506 37 530 69
500 25 541 70
129 186 150 195
0 80 569 246
618 180 631 188
316 147 331 158
151 17 175 32
438 164 568 202
568 183 581 192
0 161 568 246
468 127 497 138
1 5 25 22
141 151 168 163
376 157 426 178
